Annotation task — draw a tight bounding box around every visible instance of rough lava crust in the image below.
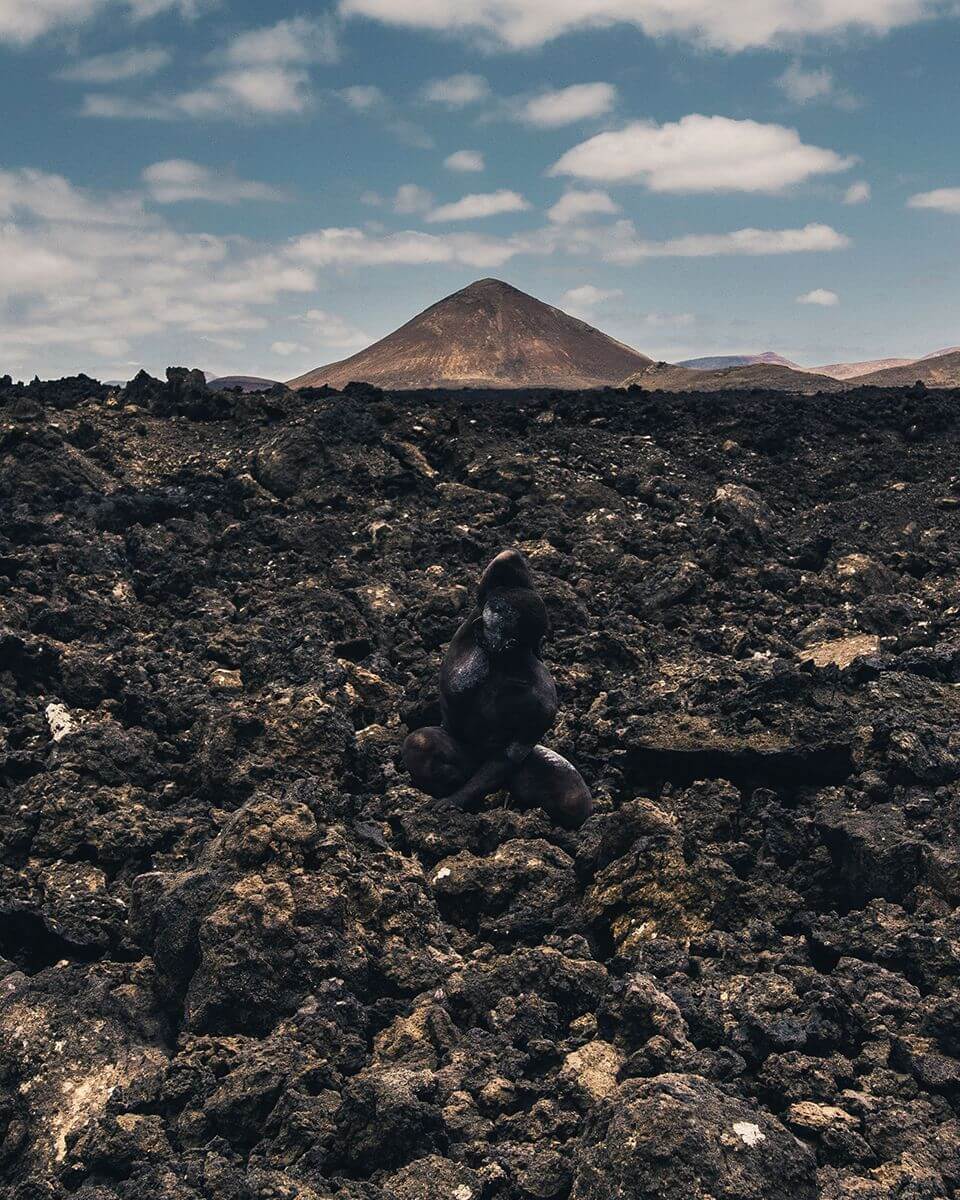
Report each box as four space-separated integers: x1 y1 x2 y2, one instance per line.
2 369 960 1198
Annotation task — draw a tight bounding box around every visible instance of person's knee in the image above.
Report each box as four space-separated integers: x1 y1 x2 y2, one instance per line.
555 782 593 830
403 728 438 779
404 727 468 798
404 728 435 760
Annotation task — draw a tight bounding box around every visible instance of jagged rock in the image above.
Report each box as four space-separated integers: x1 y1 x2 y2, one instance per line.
431 838 578 940
383 1155 482 1200
4 382 960 1196
829 553 899 597
571 1074 817 1199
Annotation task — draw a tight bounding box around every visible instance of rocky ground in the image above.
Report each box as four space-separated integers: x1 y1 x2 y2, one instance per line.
2 369 960 1199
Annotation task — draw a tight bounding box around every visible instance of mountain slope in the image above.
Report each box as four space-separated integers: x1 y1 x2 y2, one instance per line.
623 361 843 393
809 346 959 380
810 357 917 380
679 352 802 371
208 375 284 392
287 278 652 390
851 349 960 387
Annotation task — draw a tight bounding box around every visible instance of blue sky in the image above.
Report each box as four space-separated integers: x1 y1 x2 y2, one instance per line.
1 0 959 380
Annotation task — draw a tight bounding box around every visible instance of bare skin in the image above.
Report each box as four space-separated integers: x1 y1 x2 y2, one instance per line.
403 549 593 829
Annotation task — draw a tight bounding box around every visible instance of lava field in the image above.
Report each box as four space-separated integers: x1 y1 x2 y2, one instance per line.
2 370 960 1199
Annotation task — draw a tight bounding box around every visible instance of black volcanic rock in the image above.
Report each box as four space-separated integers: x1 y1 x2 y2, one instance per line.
2 380 960 1196
572 1074 817 1200
288 277 652 390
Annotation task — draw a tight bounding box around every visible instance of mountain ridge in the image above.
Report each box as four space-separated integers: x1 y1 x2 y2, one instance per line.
622 361 844 393
678 352 802 371
288 278 653 390
849 349 960 387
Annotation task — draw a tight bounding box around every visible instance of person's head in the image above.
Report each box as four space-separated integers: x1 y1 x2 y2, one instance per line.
477 549 535 601
478 585 549 656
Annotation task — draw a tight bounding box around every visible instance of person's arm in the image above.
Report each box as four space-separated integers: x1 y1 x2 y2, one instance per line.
445 741 534 811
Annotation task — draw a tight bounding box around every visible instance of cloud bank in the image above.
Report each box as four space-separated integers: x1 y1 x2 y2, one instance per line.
339 0 948 52
551 115 854 193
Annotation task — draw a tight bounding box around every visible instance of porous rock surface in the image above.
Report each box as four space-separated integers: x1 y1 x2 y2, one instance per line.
2 371 960 1197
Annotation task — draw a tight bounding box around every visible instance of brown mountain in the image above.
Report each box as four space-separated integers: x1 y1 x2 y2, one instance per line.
678 352 802 371
622 361 843 393
809 357 917 380
809 345 960 380
208 375 285 392
849 349 960 387
287 278 652 390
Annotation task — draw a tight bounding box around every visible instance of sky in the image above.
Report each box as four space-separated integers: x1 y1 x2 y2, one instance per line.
1 0 959 381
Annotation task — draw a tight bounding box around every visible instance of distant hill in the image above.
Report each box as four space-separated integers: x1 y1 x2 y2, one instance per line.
810 345 960 380
622 361 844 393
678 352 801 371
287 278 653 390
810 357 917 380
208 376 285 393
848 349 960 387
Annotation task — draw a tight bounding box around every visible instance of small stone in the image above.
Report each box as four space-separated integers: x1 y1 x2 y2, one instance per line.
561 1040 624 1101
45 703 74 742
786 1102 858 1134
210 668 242 691
798 634 880 670
732 1121 766 1147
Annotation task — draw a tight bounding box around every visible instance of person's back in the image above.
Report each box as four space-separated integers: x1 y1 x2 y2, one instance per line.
404 549 592 828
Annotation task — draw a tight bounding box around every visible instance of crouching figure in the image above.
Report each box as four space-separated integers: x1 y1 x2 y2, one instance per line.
404 549 593 829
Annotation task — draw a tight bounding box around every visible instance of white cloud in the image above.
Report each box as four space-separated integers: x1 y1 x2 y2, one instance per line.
336 84 435 148
223 16 339 66
87 70 311 119
776 63 834 103
0 225 88 297
298 308 371 351
551 115 854 193
563 284 622 308
907 187 960 213
82 18 336 119
445 149 485 172
797 288 839 306
57 47 170 83
0 163 855 375
427 189 530 222
81 94 172 118
776 62 858 108
640 311 695 327
0 167 315 370
288 226 521 269
339 0 947 52
844 180 872 204
142 160 286 204
547 189 620 223
339 84 385 111
517 82 616 127
639 224 849 259
551 219 851 263
179 66 315 116
393 183 434 214
271 340 308 356
422 73 489 106
0 0 206 46
288 218 849 273
0 166 146 224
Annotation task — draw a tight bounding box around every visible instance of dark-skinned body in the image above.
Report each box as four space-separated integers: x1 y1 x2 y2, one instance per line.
403 549 593 829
